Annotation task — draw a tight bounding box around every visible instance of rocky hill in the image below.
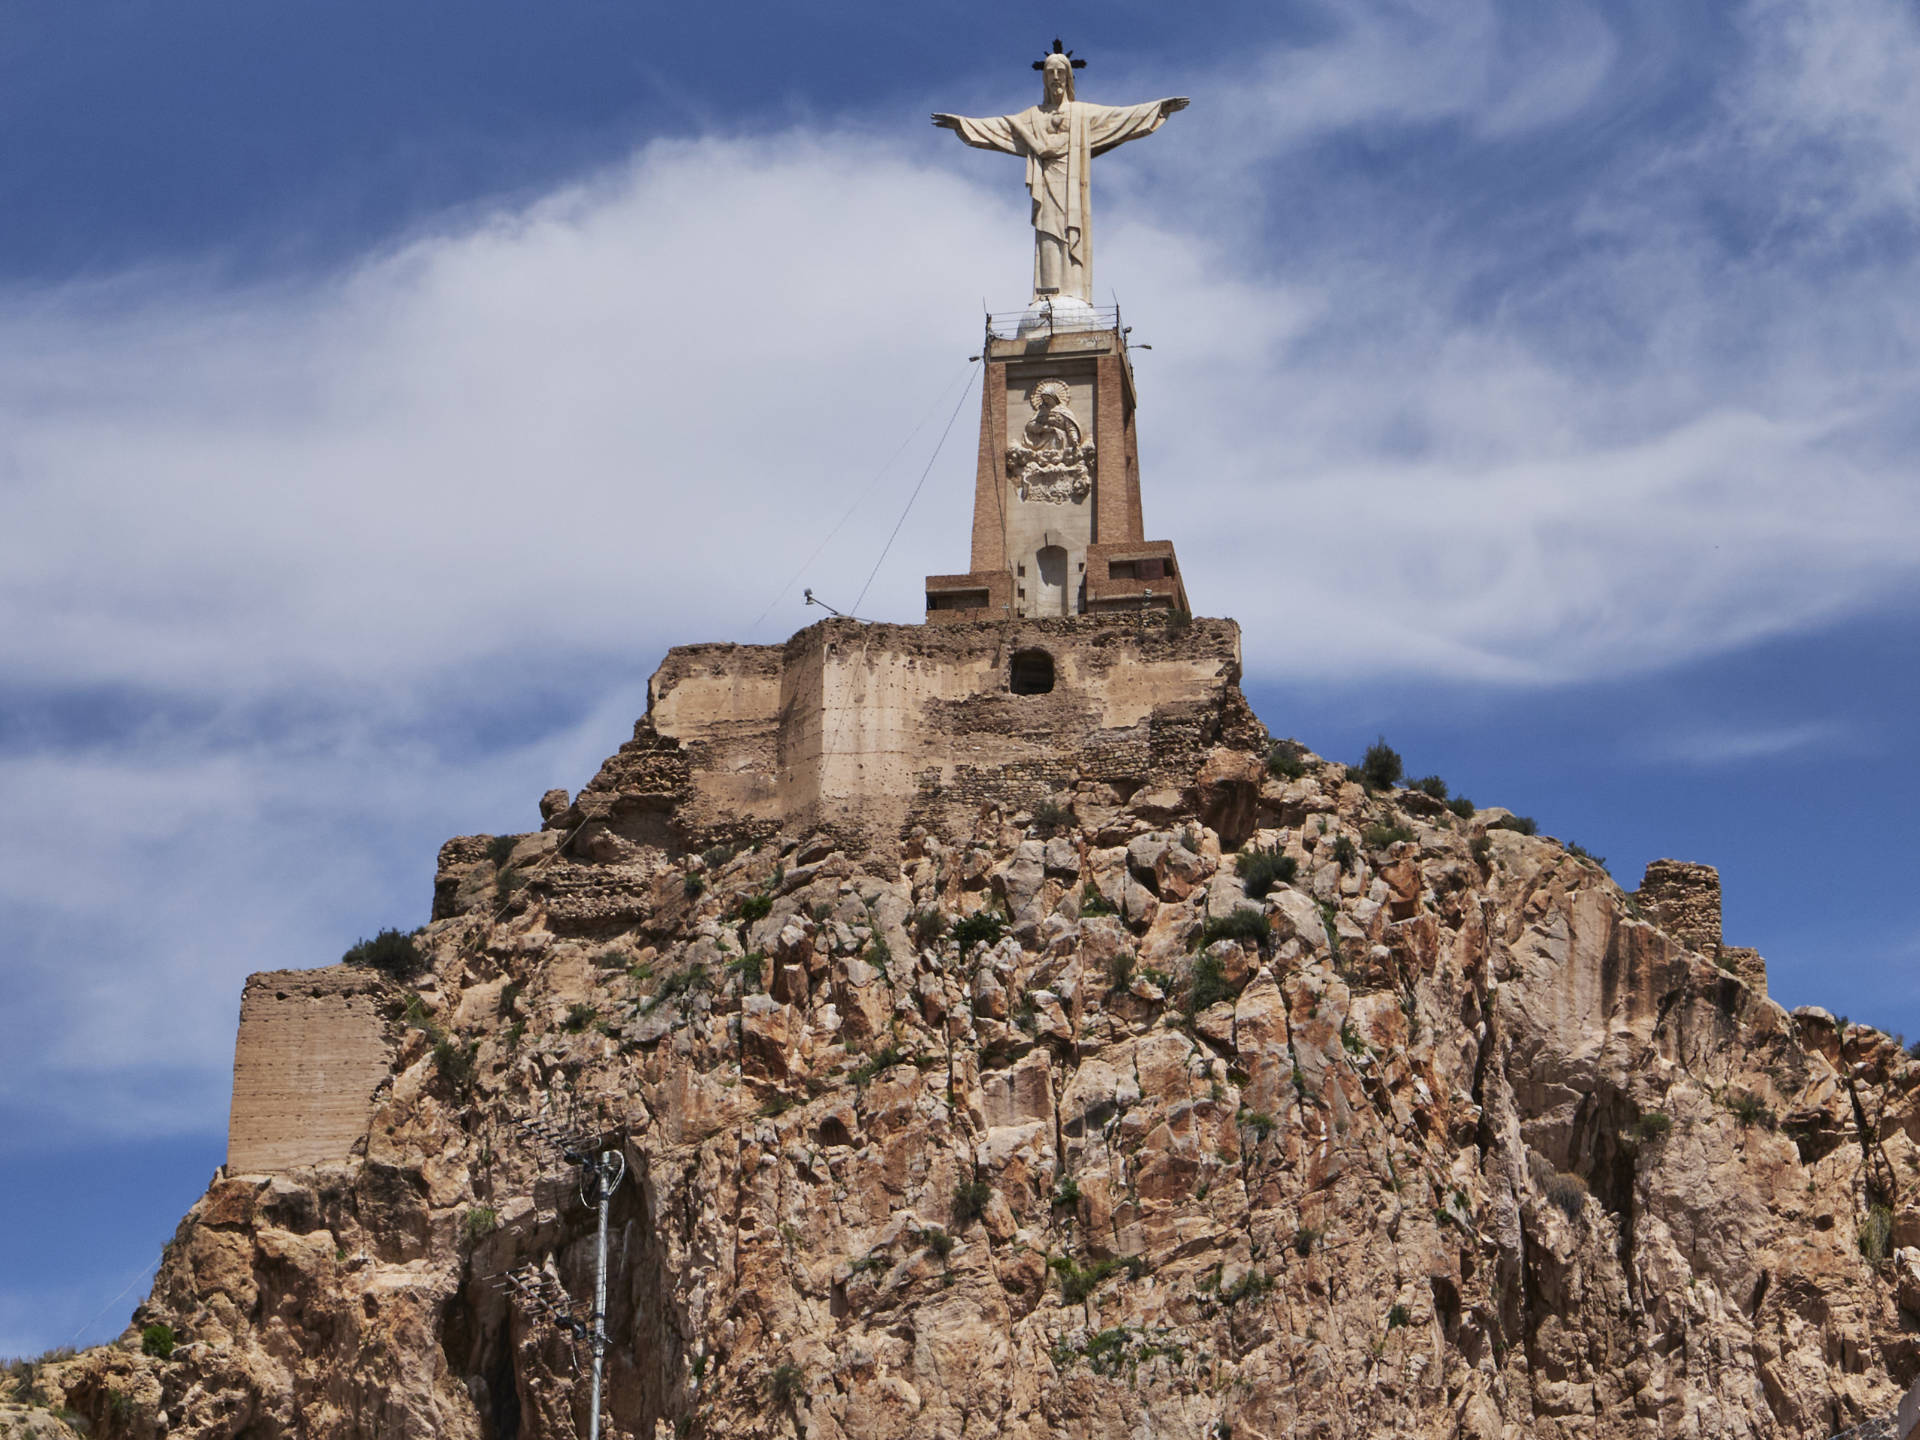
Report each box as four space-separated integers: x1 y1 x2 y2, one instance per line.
8 620 1919 1439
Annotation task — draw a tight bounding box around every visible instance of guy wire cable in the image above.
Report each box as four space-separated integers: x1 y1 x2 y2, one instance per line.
747 357 980 636
850 362 981 617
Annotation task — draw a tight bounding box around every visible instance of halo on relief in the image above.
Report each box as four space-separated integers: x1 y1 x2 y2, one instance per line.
1028 378 1074 411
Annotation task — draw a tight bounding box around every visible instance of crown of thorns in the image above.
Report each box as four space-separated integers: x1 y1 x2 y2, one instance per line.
1033 38 1086 70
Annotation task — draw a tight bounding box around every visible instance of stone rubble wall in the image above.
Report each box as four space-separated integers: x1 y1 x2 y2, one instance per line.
1635 857 1723 955
546 615 1245 862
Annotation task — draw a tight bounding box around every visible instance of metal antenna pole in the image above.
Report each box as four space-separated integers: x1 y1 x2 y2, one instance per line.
586 1149 624 1440
502 1114 625 1440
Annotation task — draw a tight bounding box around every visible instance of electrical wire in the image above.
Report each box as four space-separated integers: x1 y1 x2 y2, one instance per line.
65 1257 160 1350
747 358 979 636
850 363 981 617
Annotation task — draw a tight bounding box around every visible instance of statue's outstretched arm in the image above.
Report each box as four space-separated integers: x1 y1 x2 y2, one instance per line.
1085 96 1191 156
931 112 1020 154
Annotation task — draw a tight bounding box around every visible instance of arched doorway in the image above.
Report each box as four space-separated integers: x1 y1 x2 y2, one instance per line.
1034 545 1069 617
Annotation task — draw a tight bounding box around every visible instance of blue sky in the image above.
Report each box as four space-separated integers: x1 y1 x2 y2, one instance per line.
4 0 1919 1357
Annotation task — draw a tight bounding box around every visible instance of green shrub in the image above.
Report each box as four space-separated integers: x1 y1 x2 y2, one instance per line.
1387 1303 1411 1329
1292 1226 1320 1256
865 935 892 976
769 1362 803 1407
343 928 425 980
1107 950 1136 990
485 834 518 868
924 1227 956 1259
1201 908 1269 947
493 863 531 907
1362 821 1414 850
953 1178 994 1226
738 893 773 923
1446 795 1476 819
139 1323 175 1360
563 1002 598 1032
1330 835 1357 871
952 911 1005 954
1051 1176 1081 1208
1239 1108 1276 1141
1544 1171 1588 1221
1031 797 1075 831
1049 1254 1135 1304
402 992 444 1042
850 1043 907 1086
464 1205 499 1243
1489 814 1537 836
1185 950 1234 1016
1267 740 1308 780
1470 835 1492 866
1633 1112 1673 1143
1080 1326 1132 1375
432 1038 479 1091
701 842 739 870
1080 884 1118 917
1317 901 1343 968
683 873 706 900
498 981 522 1016
643 962 711 1015
1220 1269 1273 1305
1862 1203 1895 1261
1234 846 1297 899
1410 776 1448 801
913 907 948 947
725 952 767 991
1728 1091 1774 1128
1359 737 1403 791
1567 842 1608 872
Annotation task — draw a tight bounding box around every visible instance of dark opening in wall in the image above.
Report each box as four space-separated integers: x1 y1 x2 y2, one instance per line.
1010 649 1055 695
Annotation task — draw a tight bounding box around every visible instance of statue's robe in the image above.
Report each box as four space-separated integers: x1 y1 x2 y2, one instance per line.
944 98 1174 303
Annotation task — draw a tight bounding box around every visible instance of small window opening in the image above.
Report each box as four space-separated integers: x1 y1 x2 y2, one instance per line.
1010 649 1055 695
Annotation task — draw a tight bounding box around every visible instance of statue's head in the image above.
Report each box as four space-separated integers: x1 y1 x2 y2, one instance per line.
1041 52 1075 104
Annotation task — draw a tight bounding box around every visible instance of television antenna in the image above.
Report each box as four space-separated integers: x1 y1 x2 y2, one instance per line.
496 1111 627 1440
803 588 854 618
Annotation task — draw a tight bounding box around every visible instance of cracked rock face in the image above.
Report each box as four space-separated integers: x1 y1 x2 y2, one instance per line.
18 695 1920 1440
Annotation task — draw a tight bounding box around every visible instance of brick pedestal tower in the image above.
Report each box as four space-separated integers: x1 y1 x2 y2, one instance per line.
924 306 1189 622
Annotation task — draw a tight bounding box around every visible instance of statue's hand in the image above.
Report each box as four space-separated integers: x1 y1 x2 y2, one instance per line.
931 113 962 130
1162 97 1190 115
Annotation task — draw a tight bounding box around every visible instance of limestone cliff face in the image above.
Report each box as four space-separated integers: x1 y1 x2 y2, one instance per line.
17 627 1920 1440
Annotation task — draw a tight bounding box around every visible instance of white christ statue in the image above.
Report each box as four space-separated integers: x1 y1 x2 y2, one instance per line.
933 45 1188 306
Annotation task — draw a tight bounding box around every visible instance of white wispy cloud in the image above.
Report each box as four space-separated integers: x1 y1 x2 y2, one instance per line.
1638 719 1850 767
